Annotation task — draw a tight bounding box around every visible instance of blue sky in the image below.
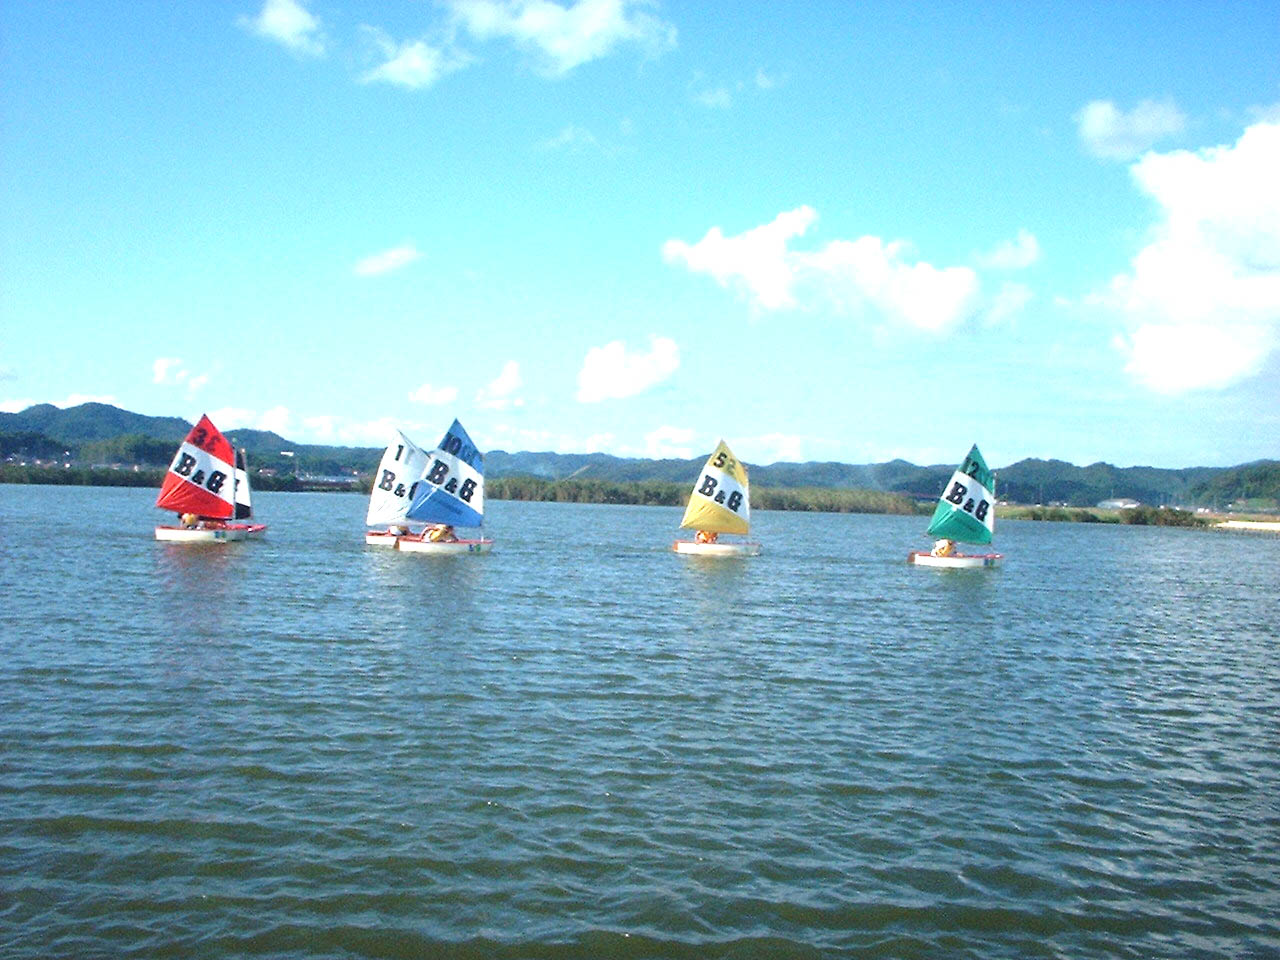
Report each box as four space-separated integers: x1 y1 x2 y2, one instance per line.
2 0 1278 468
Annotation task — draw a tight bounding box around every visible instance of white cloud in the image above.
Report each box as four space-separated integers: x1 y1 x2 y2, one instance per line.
302 415 338 441
447 0 677 75
0 398 35 413
737 432 806 463
802 236 980 332
536 124 601 151
665 207 980 331
663 207 815 310
152 357 209 392
314 416 425 447
486 424 618 453
208 405 292 435
239 0 325 57
976 229 1041 270
359 29 471 89
354 244 423 276
409 382 460 405
1248 100 1280 123
576 336 679 402
1114 324 1273 394
476 360 524 409
153 357 183 384
754 68 781 90
59 393 119 407
644 425 696 459
985 282 1034 325
1075 98 1187 161
694 86 732 109
1096 120 1280 392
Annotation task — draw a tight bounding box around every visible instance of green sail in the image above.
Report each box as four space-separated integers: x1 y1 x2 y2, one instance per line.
925 444 996 545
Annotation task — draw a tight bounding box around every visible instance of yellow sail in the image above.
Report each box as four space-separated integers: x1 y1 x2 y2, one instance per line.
679 440 751 535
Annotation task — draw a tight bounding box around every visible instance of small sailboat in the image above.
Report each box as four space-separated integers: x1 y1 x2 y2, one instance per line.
154 414 267 542
908 444 1002 568
673 439 760 556
364 429 431 547
398 419 494 554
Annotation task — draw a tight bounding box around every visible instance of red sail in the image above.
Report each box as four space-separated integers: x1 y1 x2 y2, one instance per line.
155 414 237 518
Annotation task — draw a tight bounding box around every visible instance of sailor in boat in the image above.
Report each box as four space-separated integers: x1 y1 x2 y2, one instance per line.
931 538 956 557
427 524 458 543
695 530 719 544
179 513 198 529
388 524 409 536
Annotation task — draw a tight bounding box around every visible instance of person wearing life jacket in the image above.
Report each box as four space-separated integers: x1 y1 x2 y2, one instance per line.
695 529 718 544
180 512 198 528
931 538 955 557
427 524 458 542
388 524 409 536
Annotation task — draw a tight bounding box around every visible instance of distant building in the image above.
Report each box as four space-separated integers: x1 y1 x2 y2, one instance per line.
1098 498 1140 510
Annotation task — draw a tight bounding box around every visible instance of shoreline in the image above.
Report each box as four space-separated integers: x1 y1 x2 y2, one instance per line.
1213 519 1280 535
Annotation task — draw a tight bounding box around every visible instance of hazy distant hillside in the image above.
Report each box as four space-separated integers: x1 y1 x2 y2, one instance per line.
0 402 191 443
1 402 1267 507
1186 460 1280 509
994 459 1221 508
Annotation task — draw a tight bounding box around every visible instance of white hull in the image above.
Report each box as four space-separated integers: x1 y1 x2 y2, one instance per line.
908 550 1001 568
364 531 404 547
155 524 266 543
397 537 493 554
673 540 761 557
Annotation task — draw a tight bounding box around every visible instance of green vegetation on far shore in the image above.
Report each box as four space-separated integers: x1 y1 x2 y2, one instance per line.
1002 504 1208 526
0 466 1236 526
488 476 920 514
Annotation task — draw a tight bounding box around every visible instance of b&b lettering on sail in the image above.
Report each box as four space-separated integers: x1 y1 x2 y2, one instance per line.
155 414 237 518
679 439 751 536
366 430 431 527
926 443 996 544
406 419 486 528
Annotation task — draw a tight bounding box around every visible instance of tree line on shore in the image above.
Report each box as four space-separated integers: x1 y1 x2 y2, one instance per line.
3 404 1277 509
3 463 1226 524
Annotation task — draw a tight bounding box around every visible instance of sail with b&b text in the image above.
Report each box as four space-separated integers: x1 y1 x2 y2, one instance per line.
405 419 485 528
679 439 751 535
366 430 431 527
925 444 996 545
155 414 237 519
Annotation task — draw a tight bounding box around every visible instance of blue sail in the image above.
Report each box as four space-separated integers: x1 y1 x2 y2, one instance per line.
405 419 485 528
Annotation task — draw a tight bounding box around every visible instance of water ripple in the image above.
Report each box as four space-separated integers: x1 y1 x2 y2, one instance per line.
1 490 1278 958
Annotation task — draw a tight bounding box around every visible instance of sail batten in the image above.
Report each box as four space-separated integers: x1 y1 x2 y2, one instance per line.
924 444 996 545
405 419 486 528
679 439 751 535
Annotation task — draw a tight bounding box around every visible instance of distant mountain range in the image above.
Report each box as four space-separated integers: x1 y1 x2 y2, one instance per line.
2 402 1275 508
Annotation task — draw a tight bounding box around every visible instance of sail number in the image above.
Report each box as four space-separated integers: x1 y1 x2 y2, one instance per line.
441 431 477 466
173 452 227 494
188 427 219 453
944 480 989 521
697 474 743 513
425 459 477 502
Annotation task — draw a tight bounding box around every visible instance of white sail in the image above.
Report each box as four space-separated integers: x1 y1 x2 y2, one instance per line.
366 430 431 527
233 449 253 520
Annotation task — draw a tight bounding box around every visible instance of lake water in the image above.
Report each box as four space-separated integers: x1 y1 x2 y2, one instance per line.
2 484 1278 959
